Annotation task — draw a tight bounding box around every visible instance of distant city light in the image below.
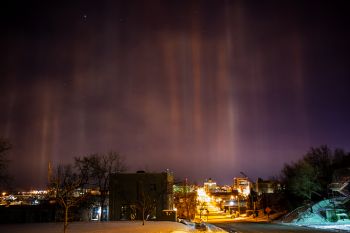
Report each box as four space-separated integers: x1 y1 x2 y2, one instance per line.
197 188 211 203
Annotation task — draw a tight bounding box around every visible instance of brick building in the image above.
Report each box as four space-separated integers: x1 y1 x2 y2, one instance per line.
109 171 174 221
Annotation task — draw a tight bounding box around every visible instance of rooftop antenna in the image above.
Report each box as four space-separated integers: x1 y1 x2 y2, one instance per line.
240 172 248 178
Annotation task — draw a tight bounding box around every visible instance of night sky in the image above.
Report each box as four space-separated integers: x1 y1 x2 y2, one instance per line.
1 0 350 189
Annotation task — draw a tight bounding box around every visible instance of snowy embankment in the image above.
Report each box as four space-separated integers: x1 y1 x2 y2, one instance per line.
0 221 228 233
282 198 350 231
306 222 350 232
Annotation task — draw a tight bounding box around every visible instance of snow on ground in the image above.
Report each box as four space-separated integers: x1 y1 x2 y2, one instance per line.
290 218 350 232
0 221 228 233
281 198 350 231
302 222 350 232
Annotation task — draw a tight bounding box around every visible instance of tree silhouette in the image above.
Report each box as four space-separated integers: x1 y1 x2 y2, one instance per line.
75 151 126 221
0 138 11 189
173 181 196 220
49 165 87 233
136 180 158 225
281 145 350 209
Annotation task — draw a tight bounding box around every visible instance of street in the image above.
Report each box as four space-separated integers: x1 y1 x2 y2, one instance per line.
213 222 337 233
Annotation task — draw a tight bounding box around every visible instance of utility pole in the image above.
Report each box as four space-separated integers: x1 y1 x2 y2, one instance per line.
237 195 240 215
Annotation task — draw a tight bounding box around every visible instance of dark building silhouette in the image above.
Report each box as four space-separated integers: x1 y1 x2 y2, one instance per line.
109 171 174 221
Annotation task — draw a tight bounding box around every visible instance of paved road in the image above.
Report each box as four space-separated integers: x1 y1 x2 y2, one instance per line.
213 222 337 233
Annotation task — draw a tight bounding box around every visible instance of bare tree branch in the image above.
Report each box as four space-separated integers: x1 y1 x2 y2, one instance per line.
75 151 127 221
49 165 87 233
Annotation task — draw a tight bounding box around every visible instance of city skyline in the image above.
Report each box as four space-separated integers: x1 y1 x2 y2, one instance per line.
1 0 350 189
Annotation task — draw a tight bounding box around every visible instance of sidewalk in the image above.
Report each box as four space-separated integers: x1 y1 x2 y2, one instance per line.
201 212 285 223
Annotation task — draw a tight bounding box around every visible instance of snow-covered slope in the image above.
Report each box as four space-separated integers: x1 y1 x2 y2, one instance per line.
282 198 350 231
0 221 227 233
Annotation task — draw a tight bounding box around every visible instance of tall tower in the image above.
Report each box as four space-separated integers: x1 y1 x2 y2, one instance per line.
48 161 52 184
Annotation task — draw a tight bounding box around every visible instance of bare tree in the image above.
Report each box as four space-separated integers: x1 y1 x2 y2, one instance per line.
49 165 87 233
135 174 172 225
280 145 346 208
75 151 126 221
136 181 158 225
174 181 197 220
0 138 11 189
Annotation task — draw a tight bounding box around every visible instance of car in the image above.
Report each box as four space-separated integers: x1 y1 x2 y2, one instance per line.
194 222 207 231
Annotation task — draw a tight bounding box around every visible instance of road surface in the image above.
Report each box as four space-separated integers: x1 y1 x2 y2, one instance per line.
213 222 337 233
